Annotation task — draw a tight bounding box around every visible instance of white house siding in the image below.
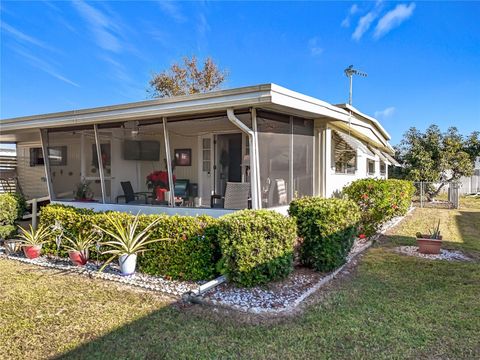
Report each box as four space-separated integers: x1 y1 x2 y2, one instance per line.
322 127 388 198
16 144 49 199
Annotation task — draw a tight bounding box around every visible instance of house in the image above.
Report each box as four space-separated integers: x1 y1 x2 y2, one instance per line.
0 84 399 217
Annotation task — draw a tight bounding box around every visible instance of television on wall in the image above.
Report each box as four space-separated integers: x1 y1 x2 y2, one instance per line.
123 140 160 161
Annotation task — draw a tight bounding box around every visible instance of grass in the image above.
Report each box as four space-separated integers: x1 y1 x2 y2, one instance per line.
1 197 479 359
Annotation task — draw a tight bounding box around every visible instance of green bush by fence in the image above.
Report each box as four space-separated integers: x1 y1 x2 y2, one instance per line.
289 197 361 272
217 210 297 287
342 178 415 236
0 193 26 239
39 204 220 281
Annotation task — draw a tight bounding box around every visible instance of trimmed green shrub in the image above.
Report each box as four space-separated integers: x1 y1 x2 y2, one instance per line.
39 204 220 281
217 210 297 287
342 179 415 236
0 193 26 239
289 197 361 272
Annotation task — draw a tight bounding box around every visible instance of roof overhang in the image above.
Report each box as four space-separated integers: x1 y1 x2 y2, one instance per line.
334 103 391 141
0 84 353 139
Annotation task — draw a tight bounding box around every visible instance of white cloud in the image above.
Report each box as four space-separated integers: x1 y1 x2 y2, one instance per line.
72 1 123 52
308 37 323 56
157 0 186 23
375 106 395 118
12 47 79 87
1 21 58 52
341 4 359 28
374 3 416 39
352 12 377 40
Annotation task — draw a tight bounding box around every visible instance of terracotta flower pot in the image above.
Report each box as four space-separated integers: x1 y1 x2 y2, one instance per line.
68 250 89 266
23 244 42 259
416 235 443 255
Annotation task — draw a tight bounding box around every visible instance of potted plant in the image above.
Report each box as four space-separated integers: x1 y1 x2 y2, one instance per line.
94 213 166 276
74 181 94 201
63 231 96 266
17 224 52 259
416 220 442 254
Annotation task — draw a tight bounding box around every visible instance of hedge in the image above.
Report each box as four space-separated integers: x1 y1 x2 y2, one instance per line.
217 210 297 287
342 178 415 236
0 193 26 239
39 204 220 281
289 197 361 272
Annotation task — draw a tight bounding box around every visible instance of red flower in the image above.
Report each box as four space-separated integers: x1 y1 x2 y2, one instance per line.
392 204 398 209
359 234 367 239
361 193 369 199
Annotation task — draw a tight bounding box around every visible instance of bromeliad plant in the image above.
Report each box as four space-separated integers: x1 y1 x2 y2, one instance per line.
94 213 167 275
63 231 97 266
17 224 52 259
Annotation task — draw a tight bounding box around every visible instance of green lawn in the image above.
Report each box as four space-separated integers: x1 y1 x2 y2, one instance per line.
1 198 479 359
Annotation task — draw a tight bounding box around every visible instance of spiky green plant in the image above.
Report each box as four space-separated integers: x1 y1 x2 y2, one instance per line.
17 224 52 246
63 231 97 253
94 213 167 272
428 219 442 239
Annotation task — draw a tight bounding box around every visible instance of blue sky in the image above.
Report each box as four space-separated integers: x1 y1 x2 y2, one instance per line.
1 1 479 145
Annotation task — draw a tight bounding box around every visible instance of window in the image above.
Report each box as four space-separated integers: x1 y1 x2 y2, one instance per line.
30 146 67 167
367 159 376 175
380 160 386 175
332 131 356 174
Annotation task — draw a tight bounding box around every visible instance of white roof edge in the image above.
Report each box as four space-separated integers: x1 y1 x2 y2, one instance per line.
335 103 391 141
0 84 387 138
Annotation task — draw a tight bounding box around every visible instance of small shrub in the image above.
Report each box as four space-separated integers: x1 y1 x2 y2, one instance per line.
39 204 220 280
217 210 297 287
342 179 415 236
289 197 361 272
0 193 26 239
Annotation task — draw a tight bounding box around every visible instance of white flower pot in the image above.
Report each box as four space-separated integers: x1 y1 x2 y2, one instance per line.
119 254 137 276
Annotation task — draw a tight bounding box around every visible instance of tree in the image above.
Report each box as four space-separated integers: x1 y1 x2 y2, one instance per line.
396 125 478 199
148 56 228 98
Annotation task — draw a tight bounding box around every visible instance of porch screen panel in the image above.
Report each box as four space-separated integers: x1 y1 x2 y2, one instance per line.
257 112 291 208
45 126 95 201
292 118 314 198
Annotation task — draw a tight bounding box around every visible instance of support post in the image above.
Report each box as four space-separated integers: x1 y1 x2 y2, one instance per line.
289 116 294 202
32 198 38 230
94 124 107 203
162 117 175 207
39 129 54 200
251 108 261 209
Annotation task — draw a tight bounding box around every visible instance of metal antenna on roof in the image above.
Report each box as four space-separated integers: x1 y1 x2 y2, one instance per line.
344 65 367 106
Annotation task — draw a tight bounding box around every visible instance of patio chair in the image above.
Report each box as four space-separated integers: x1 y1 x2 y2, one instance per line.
116 181 149 204
211 182 251 209
267 178 288 207
174 179 190 201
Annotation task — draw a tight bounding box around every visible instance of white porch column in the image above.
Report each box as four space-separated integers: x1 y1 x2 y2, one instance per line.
317 125 331 198
162 117 175 207
94 124 107 204
288 116 294 202
39 129 54 200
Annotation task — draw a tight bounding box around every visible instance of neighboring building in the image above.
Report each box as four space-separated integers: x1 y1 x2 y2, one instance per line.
0 84 398 217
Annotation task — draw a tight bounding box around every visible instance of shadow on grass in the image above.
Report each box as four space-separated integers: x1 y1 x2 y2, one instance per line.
454 211 480 257
54 300 194 360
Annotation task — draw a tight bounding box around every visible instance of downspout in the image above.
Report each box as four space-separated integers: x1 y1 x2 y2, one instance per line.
162 117 175 207
226 108 259 209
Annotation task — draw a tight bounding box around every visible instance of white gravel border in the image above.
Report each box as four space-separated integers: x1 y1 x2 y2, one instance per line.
394 246 472 261
191 207 416 314
0 249 199 296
